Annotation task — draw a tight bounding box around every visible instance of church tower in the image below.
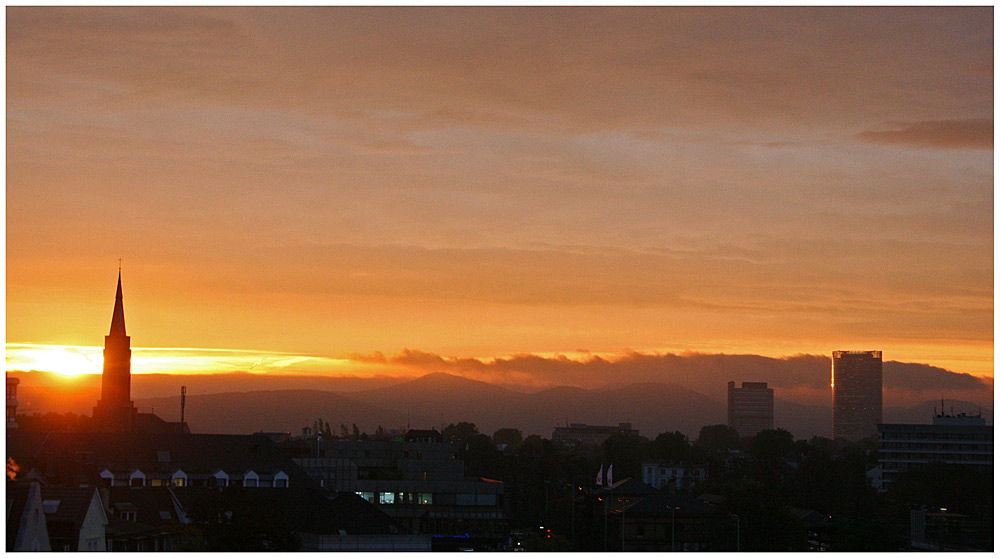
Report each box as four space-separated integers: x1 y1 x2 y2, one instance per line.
92 270 137 432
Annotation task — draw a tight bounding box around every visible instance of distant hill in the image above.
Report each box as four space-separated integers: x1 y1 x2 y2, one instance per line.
16 369 992 440
134 389 410 436
135 374 727 438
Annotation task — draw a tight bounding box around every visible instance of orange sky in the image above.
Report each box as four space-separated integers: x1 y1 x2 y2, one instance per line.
6 7 994 380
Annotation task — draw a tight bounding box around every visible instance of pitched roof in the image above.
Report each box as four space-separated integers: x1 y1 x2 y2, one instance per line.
6 481 34 550
109 271 126 337
39 486 99 527
623 493 719 517
599 477 659 496
6 431 315 487
170 487 406 536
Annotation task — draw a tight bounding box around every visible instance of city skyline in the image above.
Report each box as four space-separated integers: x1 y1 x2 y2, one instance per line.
6 7 993 385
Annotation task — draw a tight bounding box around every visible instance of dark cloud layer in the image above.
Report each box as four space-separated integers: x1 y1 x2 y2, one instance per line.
858 118 993 149
348 349 992 408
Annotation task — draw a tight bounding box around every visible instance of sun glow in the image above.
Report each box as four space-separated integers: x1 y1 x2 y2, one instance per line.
6 344 103 377
6 344 361 377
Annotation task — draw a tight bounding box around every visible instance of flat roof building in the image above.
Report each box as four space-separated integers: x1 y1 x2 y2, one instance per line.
727 381 774 438
832 350 882 440
874 410 992 492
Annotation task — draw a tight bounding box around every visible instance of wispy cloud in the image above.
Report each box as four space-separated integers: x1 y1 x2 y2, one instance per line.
857 119 993 149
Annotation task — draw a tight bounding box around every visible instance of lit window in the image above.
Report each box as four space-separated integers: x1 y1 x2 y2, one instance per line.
379 492 395 504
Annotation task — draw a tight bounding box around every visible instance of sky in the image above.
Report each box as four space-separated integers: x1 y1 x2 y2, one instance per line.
5 7 994 384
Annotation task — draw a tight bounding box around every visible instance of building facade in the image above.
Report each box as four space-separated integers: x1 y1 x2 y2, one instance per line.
295 437 506 550
641 463 707 491
7 374 19 429
874 412 993 492
552 422 639 448
727 381 774 438
831 350 882 440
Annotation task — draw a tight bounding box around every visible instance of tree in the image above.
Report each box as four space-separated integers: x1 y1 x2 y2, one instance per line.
696 424 740 454
492 428 523 447
602 433 649 481
649 431 691 463
443 421 479 443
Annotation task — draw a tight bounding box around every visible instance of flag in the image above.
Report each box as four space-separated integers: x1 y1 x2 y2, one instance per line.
607 464 614 486
596 463 604 486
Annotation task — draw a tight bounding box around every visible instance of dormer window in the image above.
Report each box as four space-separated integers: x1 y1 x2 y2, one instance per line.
99 469 115 487
243 470 259 488
274 471 289 488
213 470 229 487
129 470 146 488
171 469 188 487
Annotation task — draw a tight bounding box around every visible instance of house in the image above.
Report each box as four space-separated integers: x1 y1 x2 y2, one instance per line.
6 481 51 551
641 462 708 492
170 487 430 551
103 487 184 551
40 486 108 551
6 432 312 490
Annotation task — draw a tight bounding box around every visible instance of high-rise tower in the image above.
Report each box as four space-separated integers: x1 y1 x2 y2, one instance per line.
727 381 774 438
831 350 882 440
92 271 137 432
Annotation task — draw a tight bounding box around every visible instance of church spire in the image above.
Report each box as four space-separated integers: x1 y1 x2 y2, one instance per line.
109 270 126 336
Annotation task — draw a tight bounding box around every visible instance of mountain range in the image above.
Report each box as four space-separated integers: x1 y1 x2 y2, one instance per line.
11 371 990 440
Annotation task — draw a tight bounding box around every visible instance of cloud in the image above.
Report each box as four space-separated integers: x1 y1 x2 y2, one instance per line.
341 349 992 408
857 119 993 149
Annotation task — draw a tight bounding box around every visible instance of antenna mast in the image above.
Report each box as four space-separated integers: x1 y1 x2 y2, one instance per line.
181 386 187 425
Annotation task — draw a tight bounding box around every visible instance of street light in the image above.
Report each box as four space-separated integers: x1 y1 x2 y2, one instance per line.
729 514 740 551
671 506 678 551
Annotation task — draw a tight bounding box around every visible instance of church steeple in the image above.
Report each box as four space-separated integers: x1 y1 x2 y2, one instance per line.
109 270 126 336
93 268 136 432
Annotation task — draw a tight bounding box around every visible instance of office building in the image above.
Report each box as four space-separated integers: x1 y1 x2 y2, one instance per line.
727 381 774 437
874 410 993 493
831 350 882 440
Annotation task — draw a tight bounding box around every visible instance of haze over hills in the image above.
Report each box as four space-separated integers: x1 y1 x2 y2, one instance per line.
10 351 992 440
118 373 990 440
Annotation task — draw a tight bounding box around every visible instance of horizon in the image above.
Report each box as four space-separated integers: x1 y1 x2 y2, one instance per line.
7 7 993 388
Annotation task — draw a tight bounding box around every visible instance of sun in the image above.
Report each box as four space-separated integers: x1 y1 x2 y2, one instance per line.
7 345 102 377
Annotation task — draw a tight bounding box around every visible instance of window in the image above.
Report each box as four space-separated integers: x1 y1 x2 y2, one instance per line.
418 493 433 505
159 511 172 520
129 470 145 488
379 492 395 504
356 491 375 503
150 479 163 487
273 471 289 488
244 478 258 488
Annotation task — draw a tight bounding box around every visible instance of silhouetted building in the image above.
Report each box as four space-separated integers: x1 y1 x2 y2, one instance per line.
7 481 52 551
92 272 137 432
831 350 882 440
40 486 108 551
7 374 19 429
295 438 506 550
727 381 773 437
553 422 639 448
873 409 992 493
87 271 188 435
